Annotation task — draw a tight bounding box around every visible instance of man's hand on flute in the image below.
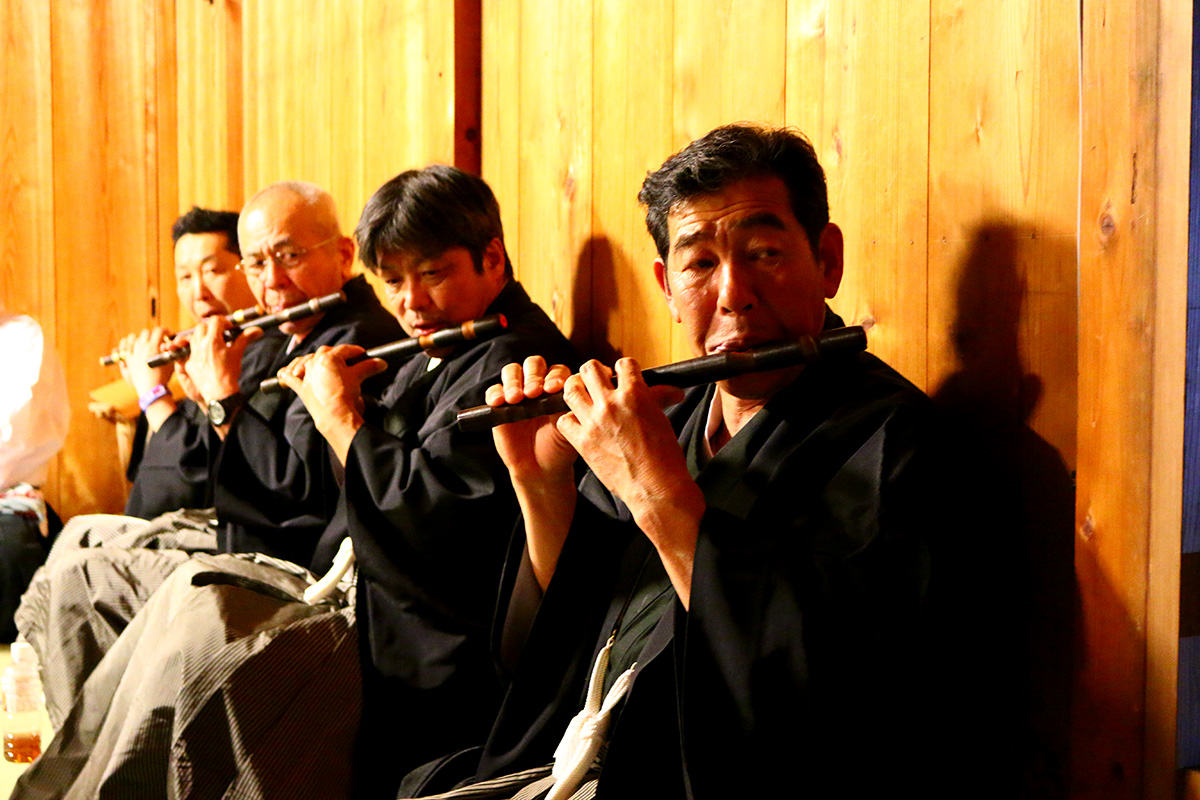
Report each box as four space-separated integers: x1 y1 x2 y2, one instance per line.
487 356 580 591
117 327 177 431
554 358 703 609
179 315 261 435
274 344 386 466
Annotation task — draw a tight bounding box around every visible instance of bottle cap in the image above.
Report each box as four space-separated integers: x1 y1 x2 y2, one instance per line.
10 643 36 667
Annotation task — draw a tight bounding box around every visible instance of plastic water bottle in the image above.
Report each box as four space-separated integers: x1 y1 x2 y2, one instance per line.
3 642 42 763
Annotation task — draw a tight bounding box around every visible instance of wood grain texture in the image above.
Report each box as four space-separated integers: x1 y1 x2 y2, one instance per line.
1075 0 1160 795
787 0 931 390
0 0 58 504
175 0 244 220
928 0 1079 461
1144 0 1189 793
669 0 786 362
51 0 171 515
0 0 55 327
514 0 593 349
590 0 674 367
481 0 522 265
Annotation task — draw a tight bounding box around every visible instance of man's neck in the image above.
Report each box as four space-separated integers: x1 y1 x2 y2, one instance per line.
714 387 769 450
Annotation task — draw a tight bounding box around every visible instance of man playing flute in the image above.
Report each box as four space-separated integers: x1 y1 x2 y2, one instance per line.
401 124 949 799
17 183 402 729
13 166 576 800
117 206 264 520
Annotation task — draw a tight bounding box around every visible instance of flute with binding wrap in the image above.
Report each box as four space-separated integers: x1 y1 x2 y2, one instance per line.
145 291 346 368
258 313 509 394
456 326 867 432
99 305 263 366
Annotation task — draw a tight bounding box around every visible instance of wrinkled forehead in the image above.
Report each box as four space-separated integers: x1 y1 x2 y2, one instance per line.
666 177 798 252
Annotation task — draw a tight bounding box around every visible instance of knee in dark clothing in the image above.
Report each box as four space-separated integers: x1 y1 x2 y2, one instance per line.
0 515 50 643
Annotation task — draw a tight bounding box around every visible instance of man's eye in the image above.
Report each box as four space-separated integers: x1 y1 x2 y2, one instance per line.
276 250 303 266
177 273 193 283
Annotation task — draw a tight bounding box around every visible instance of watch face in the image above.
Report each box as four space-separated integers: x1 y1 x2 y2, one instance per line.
207 399 227 425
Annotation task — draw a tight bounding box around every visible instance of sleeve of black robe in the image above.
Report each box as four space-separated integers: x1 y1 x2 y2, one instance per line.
676 376 946 798
211 289 403 565
123 400 215 519
342 327 577 779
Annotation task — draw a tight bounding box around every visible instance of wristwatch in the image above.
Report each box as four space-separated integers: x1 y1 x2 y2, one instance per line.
206 392 246 425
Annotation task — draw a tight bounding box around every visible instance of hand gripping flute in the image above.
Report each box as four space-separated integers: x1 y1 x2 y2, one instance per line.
99 305 263 366
145 292 347 368
456 326 868 432
257 313 509 394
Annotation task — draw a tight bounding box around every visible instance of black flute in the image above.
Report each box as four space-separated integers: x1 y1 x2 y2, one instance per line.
258 313 509 394
456 326 867 432
146 292 346 368
99 306 263 367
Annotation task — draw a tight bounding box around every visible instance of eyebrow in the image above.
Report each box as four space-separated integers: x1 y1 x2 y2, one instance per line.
176 255 219 271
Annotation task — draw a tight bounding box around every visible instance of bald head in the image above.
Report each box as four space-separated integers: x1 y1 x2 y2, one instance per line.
237 182 355 338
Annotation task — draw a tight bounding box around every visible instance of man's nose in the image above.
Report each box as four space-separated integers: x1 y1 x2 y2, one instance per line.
193 271 215 298
260 259 289 288
716 259 757 313
401 276 430 310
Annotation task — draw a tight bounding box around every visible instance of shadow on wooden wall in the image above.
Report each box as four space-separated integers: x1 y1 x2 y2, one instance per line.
932 222 1078 799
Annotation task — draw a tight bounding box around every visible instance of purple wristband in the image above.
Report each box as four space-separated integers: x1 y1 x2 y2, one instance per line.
138 383 171 412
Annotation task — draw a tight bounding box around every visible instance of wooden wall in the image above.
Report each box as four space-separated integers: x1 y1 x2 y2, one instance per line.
2 0 177 515
0 0 1192 796
1 0 476 519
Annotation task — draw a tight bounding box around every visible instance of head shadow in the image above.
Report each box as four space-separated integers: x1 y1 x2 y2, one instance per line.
930 220 1078 799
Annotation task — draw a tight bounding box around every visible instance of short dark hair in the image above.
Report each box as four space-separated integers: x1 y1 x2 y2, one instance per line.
171 206 241 253
638 123 829 262
355 165 513 278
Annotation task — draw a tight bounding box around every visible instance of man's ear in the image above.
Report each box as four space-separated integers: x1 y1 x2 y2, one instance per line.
336 235 357 279
482 238 507 279
816 223 844 298
654 257 681 323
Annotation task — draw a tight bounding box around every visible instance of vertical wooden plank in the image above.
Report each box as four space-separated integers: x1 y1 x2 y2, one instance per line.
1075 0 1173 795
328 0 364 234
673 0 786 140
0 0 55 324
926 5 1080 796
1145 0 1190 795
360 0 457 190
481 0 522 262
223 0 245 210
454 0 483 174
151 0 180 331
928 0 1079 461
670 0 785 361
787 0 931 390
176 0 244 217
0 0 58 505
51 0 165 515
514 0 593 348
590 0 674 366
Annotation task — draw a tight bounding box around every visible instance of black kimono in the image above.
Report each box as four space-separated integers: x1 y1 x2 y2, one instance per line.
123 333 288 520
423 331 945 798
213 274 404 567
335 280 577 796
